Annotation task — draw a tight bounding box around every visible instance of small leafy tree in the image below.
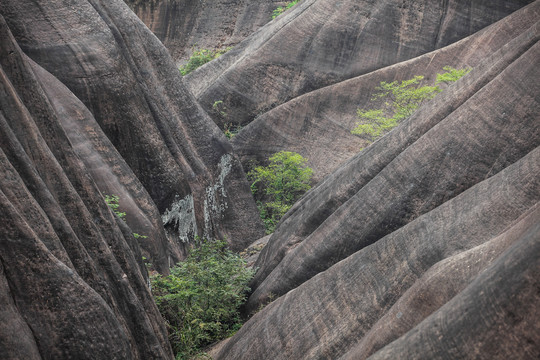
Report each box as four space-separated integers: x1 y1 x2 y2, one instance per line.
152 239 255 359
104 194 126 220
248 151 313 233
179 48 231 76
352 66 471 141
272 0 299 19
435 66 472 85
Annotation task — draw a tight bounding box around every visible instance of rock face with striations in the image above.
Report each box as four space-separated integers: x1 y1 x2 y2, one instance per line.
232 1 540 181
0 0 263 357
0 15 173 359
212 2 540 359
0 0 265 267
126 0 286 66
180 0 533 180
1 0 539 358
185 0 533 128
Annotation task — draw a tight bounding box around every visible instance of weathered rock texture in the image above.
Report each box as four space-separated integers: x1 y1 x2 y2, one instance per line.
0 0 264 357
212 3 540 359
126 0 287 66
1 0 538 358
0 0 264 266
246 2 540 307
186 0 533 131
0 14 172 359
232 1 540 181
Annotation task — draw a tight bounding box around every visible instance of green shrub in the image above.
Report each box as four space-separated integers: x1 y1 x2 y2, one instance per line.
223 123 243 139
352 67 471 141
272 0 299 19
104 194 126 220
248 151 313 233
179 48 231 76
436 66 472 85
152 239 255 359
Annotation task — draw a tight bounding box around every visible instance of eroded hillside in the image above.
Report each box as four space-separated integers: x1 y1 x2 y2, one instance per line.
0 0 538 359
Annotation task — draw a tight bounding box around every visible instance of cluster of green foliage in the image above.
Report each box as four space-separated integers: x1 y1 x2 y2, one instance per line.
104 194 148 239
223 123 243 139
352 66 471 141
179 48 231 76
272 0 299 19
151 239 255 359
248 151 313 233
212 100 227 118
104 194 126 219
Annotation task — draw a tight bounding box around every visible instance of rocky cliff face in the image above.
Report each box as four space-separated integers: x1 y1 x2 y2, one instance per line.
126 0 285 66
184 0 533 129
0 15 173 358
212 2 540 358
0 0 263 358
1 0 538 358
0 0 264 265
231 1 540 181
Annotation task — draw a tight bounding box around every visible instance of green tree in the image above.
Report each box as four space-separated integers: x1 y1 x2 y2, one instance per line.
248 151 313 233
152 239 255 359
436 66 472 85
352 67 471 141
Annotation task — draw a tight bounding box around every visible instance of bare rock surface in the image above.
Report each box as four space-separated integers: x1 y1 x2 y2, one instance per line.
185 0 533 130
246 9 540 311
212 5 540 358
0 0 264 261
0 0 263 357
0 15 173 358
0 0 538 358
232 1 540 181
126 0 286 66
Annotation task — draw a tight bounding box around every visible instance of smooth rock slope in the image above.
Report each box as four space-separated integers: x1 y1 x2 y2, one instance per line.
126 0 286 65
185 0 533 130
213 3 540 358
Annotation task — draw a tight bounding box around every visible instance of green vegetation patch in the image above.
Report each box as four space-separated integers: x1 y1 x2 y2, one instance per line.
180 48 231 76
272 0 299 19
352 66 471 142
104 194 126 220
152 239 255 359
248 151 313 234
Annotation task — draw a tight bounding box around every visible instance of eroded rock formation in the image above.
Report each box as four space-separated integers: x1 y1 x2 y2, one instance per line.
232 1 540 181
0 0 264 265
1 0 538 358
213 3 540 358
0 15 172 358
0 0 263 357
185 0 533 131
126 0 286 66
